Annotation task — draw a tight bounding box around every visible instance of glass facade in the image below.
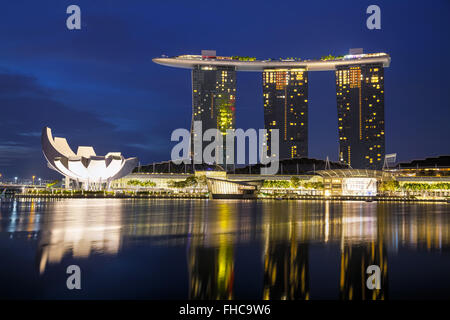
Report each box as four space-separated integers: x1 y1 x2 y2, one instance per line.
336 63 385 169
191 65 236 165
263 68 308 160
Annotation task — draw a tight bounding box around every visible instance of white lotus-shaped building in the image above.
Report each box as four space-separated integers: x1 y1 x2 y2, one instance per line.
42 127 138 189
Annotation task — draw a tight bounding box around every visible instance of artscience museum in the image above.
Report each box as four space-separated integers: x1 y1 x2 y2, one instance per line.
41 127 138 190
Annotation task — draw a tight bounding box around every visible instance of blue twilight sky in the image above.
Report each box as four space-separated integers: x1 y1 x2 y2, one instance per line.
0 0 449 179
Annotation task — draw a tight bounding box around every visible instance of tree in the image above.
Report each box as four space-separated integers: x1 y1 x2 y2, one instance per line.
127 179 140 186
303 182 323 190
263 180 291 188
290 176 301 188
127 179 156 188
185 176 197 186
143 181 156 187
196 175 207 187
379 180 400 192
168 175 206 189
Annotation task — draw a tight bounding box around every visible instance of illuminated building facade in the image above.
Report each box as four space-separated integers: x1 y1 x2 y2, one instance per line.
206 177 263 199
154 49 390 169
394 155 450 176
263 69 308 160
336 63 385 169
192 64 236 166
41 127 138 190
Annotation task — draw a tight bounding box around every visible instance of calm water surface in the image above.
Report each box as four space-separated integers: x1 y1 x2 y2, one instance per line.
1 198 449 299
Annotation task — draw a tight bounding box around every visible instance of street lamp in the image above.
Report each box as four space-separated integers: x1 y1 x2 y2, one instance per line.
14 177 18 184
32 176 35 185
38 178 41 186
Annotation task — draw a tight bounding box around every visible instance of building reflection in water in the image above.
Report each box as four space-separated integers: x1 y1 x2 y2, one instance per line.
188 202 236 299
338 202 388 300
1 199 123 275
259 201 450 300
1 199 450 299
6 199 40 236
262 202 310 300
37 199 123 274
260 201 390 300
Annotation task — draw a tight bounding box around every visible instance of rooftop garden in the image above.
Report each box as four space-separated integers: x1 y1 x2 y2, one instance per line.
231 56 257 61
320 54 345 61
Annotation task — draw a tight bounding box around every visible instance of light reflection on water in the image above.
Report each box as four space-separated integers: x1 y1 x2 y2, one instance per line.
0 199 449 299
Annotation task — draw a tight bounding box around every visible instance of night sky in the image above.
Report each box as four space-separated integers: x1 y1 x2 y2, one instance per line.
0 0 449 179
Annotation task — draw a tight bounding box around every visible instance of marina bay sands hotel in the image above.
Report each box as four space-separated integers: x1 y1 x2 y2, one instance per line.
153 49 390 169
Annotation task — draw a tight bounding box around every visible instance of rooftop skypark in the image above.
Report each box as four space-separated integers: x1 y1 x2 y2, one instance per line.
153 51 391 71
154 49 390 169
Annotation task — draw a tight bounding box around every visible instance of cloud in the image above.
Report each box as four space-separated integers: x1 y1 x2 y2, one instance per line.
18 132 41 137
0 143 36 166
0 70 166 177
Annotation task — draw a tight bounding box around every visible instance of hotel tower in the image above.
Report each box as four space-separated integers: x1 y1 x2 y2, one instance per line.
336 59 385 169
153 49 390 169
263 68 308 160
191 61 236 166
